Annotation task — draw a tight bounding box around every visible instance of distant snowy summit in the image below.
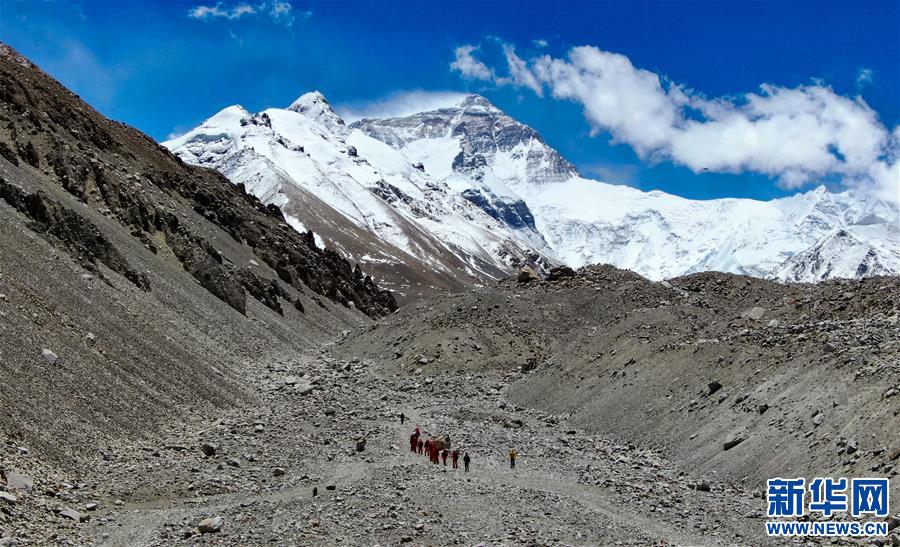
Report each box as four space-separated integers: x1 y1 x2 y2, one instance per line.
165 93 900 292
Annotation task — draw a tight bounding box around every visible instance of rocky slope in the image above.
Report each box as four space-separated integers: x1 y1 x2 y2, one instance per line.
5 264 897 545
340 266 900 499
0 40 393 510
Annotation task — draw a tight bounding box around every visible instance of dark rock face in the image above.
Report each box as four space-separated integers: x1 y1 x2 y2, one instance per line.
352 95 579 186
0 43 396 317
0 178 150 291
460 189 537 232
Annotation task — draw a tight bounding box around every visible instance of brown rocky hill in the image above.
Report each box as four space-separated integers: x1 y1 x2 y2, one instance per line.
0 42 394 466
338 264 900 496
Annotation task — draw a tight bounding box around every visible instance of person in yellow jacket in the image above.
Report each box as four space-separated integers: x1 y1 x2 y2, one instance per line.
508 448 518 469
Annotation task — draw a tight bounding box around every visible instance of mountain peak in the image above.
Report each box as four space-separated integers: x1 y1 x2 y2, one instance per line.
458 94 497 110
287 91 345 131
288 90 328 110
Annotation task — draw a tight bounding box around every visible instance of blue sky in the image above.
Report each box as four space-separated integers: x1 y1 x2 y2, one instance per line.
1 0 897 201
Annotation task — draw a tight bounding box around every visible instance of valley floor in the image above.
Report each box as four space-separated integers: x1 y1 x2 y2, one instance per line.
4 335 854 546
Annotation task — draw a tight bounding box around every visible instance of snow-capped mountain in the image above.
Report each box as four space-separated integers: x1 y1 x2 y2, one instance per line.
164 93 553 299
166 93 900 292
351 95 900 282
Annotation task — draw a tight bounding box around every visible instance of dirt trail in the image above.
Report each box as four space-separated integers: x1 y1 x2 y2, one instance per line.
21 337 776 546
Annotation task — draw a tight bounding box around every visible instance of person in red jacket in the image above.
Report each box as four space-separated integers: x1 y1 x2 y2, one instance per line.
410 431 419 452
451 449 459 469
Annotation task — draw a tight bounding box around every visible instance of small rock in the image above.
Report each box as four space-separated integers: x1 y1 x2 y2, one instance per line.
0 491 17 504
41 349 58 364
200 443 216 457
323 408 336 416
284 376 299 386
296 382 314 395
225 457 240 467
273 467 286 477
4 470 33 494
724 437 745 451
197 516 224 533
746 307 766 320
757 404 769 414
325 484 336 491
708 381 723 395
59 507 84 522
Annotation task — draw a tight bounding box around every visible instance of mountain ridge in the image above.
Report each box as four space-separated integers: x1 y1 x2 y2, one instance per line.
166 91 900 292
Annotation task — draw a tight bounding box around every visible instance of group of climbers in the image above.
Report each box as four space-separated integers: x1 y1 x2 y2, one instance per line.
408 422 471 472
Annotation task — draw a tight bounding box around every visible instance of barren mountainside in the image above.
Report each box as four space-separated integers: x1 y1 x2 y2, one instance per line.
0 41 394 468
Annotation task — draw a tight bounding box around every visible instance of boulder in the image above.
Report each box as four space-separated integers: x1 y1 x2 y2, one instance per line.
516 267 539 283
746 307 766 320
4 470 33 494
708 381 723 395
546 266 576 282
0 491 16 504
200 443 216 457
198 516 224 533
41 349 58 364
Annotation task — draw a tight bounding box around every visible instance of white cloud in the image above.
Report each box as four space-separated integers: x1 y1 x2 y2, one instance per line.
453 43 899 201
533 39 549 49
856 67 874 89
337 90 469 122
497 44 542 96
450 45 493 81
188 1 306 25
188 3 255 20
